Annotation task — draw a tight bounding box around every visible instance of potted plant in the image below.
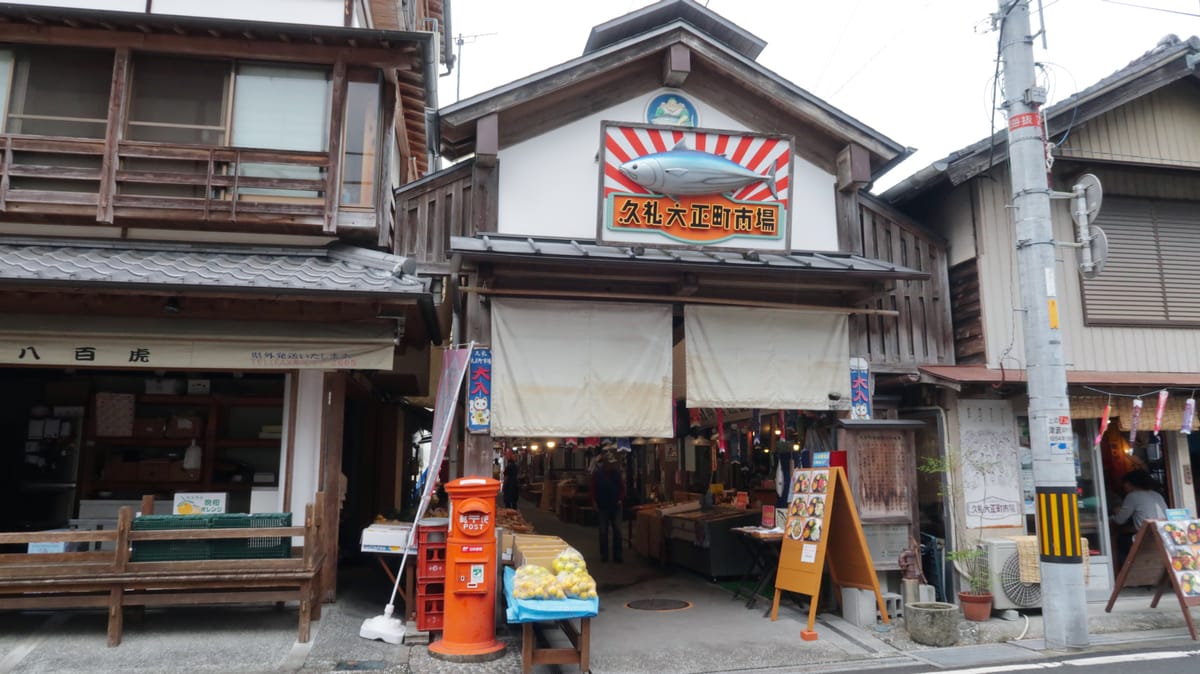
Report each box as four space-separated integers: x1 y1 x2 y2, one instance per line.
947 545 992 621
919 451 995 623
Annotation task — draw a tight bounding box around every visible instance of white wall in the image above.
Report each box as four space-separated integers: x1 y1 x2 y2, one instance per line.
288 370 327 528
6 0 346 26
496 89 840 252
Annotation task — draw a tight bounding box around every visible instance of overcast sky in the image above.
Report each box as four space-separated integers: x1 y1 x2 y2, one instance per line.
441 0 1200 191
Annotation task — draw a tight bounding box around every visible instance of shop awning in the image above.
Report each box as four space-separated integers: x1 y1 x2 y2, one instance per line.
685 305 850 410
0 314 397 370
918 365 1200 388
451 235 928 282
490 298 674 437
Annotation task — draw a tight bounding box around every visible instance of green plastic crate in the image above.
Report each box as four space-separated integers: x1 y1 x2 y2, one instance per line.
209 513 292 559
130 514 213 561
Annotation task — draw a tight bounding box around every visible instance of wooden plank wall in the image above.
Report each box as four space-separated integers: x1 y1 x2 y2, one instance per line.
393 159 473 267
852 195 954 370
949 258 984 364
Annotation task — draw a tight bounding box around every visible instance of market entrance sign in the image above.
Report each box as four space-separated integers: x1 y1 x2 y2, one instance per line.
599 122 793 251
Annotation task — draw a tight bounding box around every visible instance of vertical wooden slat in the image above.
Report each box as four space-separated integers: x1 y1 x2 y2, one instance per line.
319 372 346 602
377 76 398 249
97 48 130 224
0 136 12 211
324 61 348 234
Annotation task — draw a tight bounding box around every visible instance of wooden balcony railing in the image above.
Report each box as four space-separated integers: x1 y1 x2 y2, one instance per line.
393 158 477 272
0 134 339 232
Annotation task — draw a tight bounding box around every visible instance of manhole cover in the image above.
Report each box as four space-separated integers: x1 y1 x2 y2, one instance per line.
625 598 692 611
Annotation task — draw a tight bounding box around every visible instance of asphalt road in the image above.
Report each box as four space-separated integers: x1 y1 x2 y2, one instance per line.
854 644 1200 674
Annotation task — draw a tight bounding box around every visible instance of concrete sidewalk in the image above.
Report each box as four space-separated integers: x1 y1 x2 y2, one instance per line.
2 501 1198 673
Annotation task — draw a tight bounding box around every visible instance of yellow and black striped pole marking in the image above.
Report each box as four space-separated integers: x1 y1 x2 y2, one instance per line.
1036 487 1082 563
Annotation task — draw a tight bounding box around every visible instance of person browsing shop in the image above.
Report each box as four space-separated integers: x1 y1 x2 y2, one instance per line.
1110 469 1168 569
590 445 625 563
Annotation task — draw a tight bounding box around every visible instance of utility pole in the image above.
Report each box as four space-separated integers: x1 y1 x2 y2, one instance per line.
996 0 1088 649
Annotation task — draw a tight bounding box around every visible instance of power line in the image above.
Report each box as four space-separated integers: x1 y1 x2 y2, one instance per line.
1100 0 1200 17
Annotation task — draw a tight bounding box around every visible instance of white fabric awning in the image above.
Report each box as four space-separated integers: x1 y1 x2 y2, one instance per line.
684 305 849 409
0 315 396 370
490 298 673 437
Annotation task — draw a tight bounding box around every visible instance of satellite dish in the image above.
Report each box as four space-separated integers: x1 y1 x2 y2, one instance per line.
1077 225 1108 280
1071 173 1103 226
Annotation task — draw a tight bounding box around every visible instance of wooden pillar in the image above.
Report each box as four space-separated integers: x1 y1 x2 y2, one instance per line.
319 371 347 602
98 48 129 225
323 61 348 234
462 265 493 478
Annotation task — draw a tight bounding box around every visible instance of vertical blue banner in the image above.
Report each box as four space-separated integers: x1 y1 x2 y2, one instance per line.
467 347 492 433
850 356 871 420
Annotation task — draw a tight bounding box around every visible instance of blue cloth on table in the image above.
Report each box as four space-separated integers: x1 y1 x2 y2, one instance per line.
503 566 599 623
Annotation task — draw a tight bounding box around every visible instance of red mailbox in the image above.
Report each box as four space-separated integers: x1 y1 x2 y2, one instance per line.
428 477 505 659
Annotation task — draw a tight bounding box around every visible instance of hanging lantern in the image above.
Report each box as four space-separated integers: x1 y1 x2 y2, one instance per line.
1094 399 1111 447
1182 398 1196 435
1129 398 1143 443
1154 390 1169 434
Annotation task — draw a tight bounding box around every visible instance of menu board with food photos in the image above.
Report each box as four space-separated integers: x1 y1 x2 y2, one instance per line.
772 466 888 640
1106 519 1200 640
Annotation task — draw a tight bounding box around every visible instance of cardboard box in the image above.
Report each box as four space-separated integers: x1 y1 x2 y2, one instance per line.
498 528 515 564
360 523 418 554
166 416 203 438
132 418 166 438
513 534 569 570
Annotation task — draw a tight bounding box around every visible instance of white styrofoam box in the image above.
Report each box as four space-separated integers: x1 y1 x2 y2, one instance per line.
249 488 280 514
361 523 418 554
27 530 89 554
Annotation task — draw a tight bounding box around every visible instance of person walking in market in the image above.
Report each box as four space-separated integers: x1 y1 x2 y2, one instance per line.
591 444 625 563
502 455 520 509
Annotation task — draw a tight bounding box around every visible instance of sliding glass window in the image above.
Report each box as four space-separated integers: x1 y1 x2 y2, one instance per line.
6 47 112 139
127 55 229 145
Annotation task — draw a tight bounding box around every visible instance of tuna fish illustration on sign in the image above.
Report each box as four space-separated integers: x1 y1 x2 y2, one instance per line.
618 141 779 202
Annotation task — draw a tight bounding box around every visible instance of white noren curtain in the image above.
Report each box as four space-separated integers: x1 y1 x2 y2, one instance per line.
684 305 849 409
491 299 673 437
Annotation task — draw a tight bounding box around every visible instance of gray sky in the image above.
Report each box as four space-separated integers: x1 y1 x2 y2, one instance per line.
441 0 1200 191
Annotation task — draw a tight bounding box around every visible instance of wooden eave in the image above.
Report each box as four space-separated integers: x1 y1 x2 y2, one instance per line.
0 4 431 68
438 22 904 172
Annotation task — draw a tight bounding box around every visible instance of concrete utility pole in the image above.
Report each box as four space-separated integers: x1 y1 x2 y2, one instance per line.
996 0 1088 649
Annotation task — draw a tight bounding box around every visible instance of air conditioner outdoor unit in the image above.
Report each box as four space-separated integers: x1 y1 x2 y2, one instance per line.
987 539 1043 610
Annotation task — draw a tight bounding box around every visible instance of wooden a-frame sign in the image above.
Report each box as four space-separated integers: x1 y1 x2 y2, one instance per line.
771 466 889 639
1106 519 1200 640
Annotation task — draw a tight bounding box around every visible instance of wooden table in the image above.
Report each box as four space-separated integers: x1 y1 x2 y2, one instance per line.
730 527 783 616
521 617 590 674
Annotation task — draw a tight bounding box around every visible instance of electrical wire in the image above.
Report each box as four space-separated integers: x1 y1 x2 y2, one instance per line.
1100 0 1200 17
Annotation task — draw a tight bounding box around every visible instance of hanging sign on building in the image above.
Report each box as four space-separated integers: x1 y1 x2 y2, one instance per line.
598 122 793 251
849 357 871 420
467 346 492 434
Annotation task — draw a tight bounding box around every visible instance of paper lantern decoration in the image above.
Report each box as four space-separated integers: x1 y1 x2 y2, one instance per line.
1183 398 1196 435
1154 390 1169 434
1129 398 1143 442
1093 400 1111 447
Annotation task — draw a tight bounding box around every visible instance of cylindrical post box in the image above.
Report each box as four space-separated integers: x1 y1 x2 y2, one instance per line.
428 477 505 660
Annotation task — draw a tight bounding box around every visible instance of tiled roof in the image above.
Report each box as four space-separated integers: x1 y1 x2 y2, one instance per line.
0 238 426 296
451 234 927 280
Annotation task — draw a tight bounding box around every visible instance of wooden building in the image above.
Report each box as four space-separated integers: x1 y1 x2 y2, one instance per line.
885 35 1200 606
398 0 955 578
0 1 453 600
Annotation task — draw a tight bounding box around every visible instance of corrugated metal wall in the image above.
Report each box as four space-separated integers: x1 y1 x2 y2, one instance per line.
1057 83 1200 169
970 165 1200 373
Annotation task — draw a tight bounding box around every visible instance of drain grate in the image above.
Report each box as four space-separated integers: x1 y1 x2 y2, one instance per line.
332 661 388 671
625 598 692 611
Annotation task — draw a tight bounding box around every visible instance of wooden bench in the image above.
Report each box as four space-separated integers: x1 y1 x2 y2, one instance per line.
0 493 326 646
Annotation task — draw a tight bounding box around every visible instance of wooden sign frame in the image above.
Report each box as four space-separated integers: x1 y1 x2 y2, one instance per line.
772 466 888 639
1106 519 1200 640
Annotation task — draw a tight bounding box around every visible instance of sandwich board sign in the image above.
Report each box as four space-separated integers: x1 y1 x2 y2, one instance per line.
773 465 888 639
1106 519 1200 640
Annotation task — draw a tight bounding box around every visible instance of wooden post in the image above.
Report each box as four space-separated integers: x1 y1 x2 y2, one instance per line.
376 76 398 248
140 494 155 517
97 47 130 224
320 374 346 602
462 265 493 478
324 60 348 234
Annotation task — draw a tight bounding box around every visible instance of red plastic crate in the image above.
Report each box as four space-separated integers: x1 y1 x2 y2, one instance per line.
417 546 446 580
417 611 443 631
417 581 444 598
416 520 448 547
